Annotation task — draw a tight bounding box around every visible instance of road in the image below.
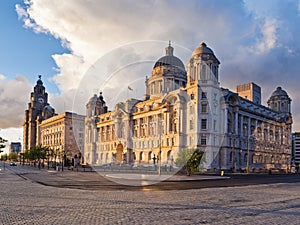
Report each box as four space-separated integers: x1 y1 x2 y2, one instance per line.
4 162 300 191
1 162 300 224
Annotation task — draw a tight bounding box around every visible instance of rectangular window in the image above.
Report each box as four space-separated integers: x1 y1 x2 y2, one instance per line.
201 119 207 130
201 92 207 99
201 137 206 145
190 120 194 130
201 104 207 113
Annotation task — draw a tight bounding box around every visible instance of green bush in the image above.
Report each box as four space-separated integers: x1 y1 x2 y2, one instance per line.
175 148 204 175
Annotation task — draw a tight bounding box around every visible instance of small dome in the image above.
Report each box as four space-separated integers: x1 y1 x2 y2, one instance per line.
88 94 98 103
271 87 288 97
192 42 214 57
153 43 185 70
153 56 185 70
44 104 54 111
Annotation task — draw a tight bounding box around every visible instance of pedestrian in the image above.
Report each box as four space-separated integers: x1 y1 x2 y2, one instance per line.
152 154 156 165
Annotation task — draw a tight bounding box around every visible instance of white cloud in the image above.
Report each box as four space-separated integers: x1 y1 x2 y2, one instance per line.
51 53 87 93
253 18 280 54
0 74 5 80
15 0 300 131
0 128 23 143
0 75 32 129
17 1 255 97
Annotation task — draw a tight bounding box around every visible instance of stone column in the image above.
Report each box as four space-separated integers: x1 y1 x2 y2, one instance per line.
240 114 244 137
235 112 239 135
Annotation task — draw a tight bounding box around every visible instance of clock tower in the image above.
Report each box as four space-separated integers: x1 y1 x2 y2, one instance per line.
23 75 55 151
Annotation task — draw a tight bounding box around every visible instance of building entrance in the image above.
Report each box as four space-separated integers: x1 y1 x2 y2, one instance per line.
116 143 123 162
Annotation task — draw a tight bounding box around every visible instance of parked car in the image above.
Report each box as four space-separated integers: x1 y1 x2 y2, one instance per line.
9 161 17 166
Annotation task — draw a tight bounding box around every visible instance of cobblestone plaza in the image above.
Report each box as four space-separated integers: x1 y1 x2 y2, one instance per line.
1 168 300 225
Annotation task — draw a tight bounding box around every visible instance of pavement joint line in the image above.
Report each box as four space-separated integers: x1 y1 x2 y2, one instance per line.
104 173 231 181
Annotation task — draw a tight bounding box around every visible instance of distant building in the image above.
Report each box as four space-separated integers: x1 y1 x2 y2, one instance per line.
85 42 293 172
236 82 261 105
23 76 56 151
39 112 85 164
292 132 300 167
10 142 21 154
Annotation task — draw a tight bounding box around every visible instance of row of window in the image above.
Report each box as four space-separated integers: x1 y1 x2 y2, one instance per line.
189 135 207 146
190 92 207 100
189 119 207 130
133 137 176 149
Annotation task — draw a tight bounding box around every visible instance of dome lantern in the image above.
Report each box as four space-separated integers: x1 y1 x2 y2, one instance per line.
153 42 185 71
165 41 174 56
146 41 187 98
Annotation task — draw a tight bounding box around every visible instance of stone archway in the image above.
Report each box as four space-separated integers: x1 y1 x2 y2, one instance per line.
116 143 123 162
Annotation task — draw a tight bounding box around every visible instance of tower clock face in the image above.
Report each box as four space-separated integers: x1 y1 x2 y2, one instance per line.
38 97 44 104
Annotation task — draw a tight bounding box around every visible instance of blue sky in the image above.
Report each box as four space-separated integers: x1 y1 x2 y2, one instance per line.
1 0 300 145
0 0 66 92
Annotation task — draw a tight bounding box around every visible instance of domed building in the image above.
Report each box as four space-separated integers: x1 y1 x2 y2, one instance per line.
84 41 293 172
268 87 292 114
145 42 187 98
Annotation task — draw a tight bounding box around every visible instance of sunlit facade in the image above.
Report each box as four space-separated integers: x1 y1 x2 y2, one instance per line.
39 112 85 163
84 42 292 172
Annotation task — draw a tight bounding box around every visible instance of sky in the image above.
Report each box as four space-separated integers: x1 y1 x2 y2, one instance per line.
1 0 300 147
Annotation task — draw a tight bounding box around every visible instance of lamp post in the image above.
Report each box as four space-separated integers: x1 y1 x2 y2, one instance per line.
158 114 162 176
158 107 168 176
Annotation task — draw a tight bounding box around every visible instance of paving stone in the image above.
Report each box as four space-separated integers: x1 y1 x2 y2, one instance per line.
0 170 300 224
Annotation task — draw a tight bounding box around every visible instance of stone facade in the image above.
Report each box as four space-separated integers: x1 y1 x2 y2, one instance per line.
23 76 55 151
84 42 292 171
39 112 85 164
236 82 261 105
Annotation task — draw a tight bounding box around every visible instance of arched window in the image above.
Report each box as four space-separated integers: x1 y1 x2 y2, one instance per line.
229 151 233 162
148 152 152 161
139 152 144 161
167 150 172 161
201 64 206 80
244 153 248 163
173 119 177 133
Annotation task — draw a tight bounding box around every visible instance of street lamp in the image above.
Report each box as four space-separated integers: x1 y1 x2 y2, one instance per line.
158 107 168 176
158 114 162 176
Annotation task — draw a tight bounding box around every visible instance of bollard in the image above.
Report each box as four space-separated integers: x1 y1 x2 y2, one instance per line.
221 170 224 176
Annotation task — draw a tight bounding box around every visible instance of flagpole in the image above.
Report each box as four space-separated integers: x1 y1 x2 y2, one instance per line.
127 86 133 99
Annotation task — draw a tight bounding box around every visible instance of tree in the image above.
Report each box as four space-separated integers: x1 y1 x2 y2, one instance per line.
1 154 8 161
175 148 204 176
23 145 50 168
8 152 18 161
0 137 7 155
33 144 49 169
